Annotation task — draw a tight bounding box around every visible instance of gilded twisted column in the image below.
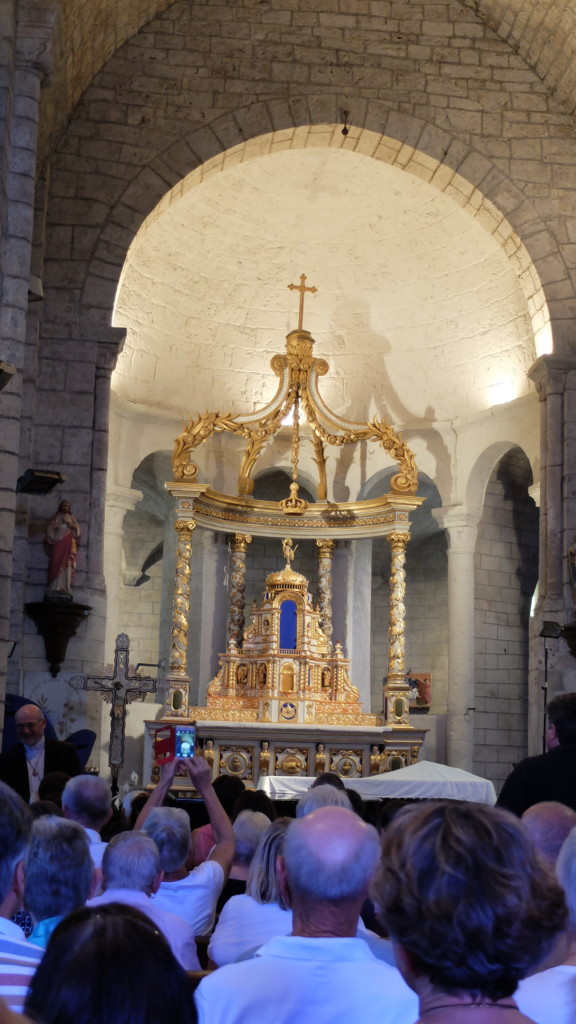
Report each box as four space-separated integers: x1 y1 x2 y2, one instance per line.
228 534 252 646
385 532 411 725
168 520 196 676
316 539 335 650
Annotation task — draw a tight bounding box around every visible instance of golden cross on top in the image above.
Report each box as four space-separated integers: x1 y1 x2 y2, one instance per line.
288 273 318 330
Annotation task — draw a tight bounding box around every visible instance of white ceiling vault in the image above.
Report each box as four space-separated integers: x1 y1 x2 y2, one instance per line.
112 147 535 430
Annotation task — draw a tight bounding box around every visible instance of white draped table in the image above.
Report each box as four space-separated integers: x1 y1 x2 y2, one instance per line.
258 760 496 804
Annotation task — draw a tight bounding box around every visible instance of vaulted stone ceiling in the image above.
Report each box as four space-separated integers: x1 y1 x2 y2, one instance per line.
39 0 576 165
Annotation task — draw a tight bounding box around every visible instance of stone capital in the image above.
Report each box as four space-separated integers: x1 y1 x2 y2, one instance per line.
432 507 479 553
106 486 142 518
528 355 576 400
16 2 57 76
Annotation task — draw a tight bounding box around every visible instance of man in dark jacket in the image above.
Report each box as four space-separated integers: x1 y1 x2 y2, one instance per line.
497 692 576 815
0 704 81 803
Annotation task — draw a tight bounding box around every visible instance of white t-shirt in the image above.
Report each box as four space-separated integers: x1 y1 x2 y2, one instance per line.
515 964 576 1024
152 859 225 936
208 894 292 966
195 934 419 1024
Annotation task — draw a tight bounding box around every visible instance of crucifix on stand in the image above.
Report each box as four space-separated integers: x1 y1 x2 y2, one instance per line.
83 633 157 795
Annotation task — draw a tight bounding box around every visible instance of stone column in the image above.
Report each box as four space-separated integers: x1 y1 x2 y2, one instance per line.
168 519 196 677
228 534 252 646
103 486 142 658
432 508 478 771
0 3 55 718
385 532 411 724
316 539 335 650
87 338 124 588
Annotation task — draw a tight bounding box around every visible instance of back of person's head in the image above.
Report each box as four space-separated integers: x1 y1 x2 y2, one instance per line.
102 831 160 894
378 797 425 830
38 772 70 807
547 692 576 746
212 775 246 818
345 787 364 818
373 800 567 1001
232 789 276 822
296 784 352 818
143 807 191 873
284 805 379 904
556 826 576 932
0 782 31 905
62 774 111 829
310 772 345 791
24 904 197 1024
29 801 64 820
247 817 291 909
24 817 93 922
233 810 271 867
522 802 576 866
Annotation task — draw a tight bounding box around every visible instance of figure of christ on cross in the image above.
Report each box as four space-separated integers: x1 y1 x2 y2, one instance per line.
288 273 317 330
83 633 156 794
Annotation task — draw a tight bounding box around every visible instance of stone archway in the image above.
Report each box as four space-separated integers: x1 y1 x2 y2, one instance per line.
76 100 563 358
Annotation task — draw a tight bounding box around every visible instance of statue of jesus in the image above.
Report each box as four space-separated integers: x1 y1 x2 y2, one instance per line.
45 499 81 596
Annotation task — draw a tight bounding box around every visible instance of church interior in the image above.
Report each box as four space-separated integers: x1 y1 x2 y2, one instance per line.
2 0 576 795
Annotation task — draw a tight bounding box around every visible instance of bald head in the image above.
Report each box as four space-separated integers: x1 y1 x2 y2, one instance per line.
283 806 380 904
63 774 111 830
522 802 576 866
15 704 45 748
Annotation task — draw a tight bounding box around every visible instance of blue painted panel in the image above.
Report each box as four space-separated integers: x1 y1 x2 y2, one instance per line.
280 599 297 649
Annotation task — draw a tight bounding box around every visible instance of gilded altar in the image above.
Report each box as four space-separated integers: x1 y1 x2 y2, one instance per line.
149 276 428 782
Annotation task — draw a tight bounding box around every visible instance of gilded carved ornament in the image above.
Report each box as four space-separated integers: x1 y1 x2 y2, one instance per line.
171 276 419 499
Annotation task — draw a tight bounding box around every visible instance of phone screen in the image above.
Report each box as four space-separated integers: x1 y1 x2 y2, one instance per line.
174 725 196 759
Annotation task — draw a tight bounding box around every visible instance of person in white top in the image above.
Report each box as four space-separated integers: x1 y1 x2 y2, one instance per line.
138 755 235 936
0 783 44 1012
195 806 418 1024
515 823 576 1024
208 818 292 966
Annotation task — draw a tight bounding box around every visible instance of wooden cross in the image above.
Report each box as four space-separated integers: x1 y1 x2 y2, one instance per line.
288 273 318 330
83 633 157 795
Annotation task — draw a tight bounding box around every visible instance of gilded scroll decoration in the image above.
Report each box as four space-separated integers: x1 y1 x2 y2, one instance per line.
171 277 418 501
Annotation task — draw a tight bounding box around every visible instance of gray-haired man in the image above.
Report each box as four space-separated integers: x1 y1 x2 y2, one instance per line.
195 805 418 1024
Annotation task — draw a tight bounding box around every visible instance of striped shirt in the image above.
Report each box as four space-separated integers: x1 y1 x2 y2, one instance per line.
0 918 44 1012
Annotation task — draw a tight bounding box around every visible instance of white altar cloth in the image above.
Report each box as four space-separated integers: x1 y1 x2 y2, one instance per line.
258 761 496 805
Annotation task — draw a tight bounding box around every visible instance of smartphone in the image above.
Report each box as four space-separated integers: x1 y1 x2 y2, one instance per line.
153 723 196 765
174 724 196 759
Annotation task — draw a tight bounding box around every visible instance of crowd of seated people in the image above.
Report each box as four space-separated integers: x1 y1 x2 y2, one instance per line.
0 753 575 1024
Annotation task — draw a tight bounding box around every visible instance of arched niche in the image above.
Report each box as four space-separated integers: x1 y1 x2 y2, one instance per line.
472 445 538 787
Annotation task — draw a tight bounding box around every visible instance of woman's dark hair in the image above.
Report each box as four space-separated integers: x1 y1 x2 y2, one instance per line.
372 800 567 1002
212 775 246 818
38 772 70 806
25 904 197 1024
232 789 276 822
